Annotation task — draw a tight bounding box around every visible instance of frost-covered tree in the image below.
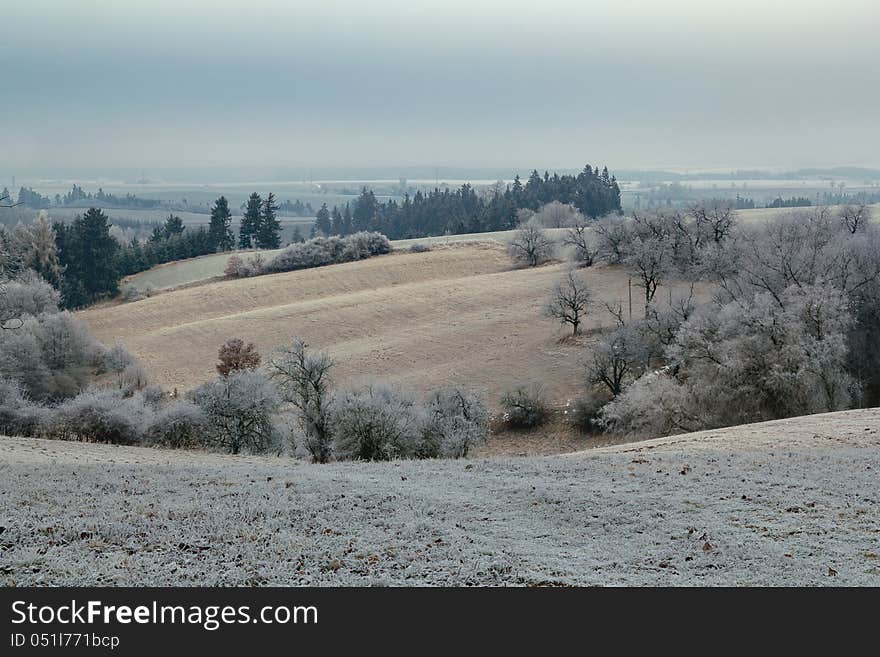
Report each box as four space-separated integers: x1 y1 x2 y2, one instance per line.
532 201 582 228
190 369 281 454
11 217 63 288
601 283 855 438
545 269 592 335
563 221 599 267
267 339 335 462
508 219 554 267
421 387 489 458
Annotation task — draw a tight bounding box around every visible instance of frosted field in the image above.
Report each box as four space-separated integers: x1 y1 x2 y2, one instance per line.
2 408 878 586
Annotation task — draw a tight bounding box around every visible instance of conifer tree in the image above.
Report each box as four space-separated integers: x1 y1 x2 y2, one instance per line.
56 208 119 308
239 192 262 249
315 203 331 236
256 192 281 249
330 206 344 235
208 196 234 251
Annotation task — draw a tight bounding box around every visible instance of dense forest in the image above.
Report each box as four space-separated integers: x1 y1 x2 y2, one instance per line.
314 165 621 239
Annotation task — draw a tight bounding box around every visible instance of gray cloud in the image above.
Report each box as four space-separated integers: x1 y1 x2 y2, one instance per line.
2 0 878 176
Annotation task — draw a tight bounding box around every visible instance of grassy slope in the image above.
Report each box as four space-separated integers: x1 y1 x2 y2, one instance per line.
2 407 878 586
83 243 689 406
122 205 880 292
122 229 568 291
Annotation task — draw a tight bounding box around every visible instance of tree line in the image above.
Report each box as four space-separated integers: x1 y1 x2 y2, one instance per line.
311 165 621 239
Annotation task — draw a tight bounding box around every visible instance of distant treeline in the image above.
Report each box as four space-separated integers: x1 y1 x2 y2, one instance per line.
312 165 622 239
4 184 316 216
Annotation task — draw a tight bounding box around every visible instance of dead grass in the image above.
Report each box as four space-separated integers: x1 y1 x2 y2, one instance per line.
79 244 697 414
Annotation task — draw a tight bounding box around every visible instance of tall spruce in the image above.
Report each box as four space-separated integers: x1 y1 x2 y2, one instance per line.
55 208 119 308
315 203 331 236
239 192 262 249
208 196 234 251
256 192 281 249
330 206 344 235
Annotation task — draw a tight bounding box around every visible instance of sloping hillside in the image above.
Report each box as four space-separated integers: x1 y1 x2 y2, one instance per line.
2 408 878 585
80 243 655 401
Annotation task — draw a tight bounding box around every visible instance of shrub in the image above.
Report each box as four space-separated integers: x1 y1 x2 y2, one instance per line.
267 232 391 274
46 388 150 444
0 270 60 321
0 311 105 401
145 401 207 449
421 387 489 458
0 377 46 436
499 382 548 429
330 383 421 461
408 243 431 253
568 394 607 434
190 369 281 454
224 254 247 278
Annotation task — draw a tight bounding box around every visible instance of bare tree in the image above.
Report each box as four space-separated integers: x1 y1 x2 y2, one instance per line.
563 222 599 267
267 339 335 463
839 203 869 234
546 269 593 335
584 324 645 397
508 219 554 267
690 202 735 244
0 190 21 208
626 236 669 317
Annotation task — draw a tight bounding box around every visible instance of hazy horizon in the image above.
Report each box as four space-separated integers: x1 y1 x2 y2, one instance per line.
3 0 878 179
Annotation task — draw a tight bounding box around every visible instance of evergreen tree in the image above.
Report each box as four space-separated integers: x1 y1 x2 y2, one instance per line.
330 206 344 235
208 196 234 251
56 208 120 308
256 192 281 249
290 226 305 243
163 214 184 238
352 188 378 231
315 203 331 236
239 192 262 249
342 202 353 235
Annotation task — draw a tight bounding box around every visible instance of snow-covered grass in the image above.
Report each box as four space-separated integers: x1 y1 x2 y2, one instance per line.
2 408 879 586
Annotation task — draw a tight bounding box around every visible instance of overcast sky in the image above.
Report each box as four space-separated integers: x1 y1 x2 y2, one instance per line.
2 0 878 177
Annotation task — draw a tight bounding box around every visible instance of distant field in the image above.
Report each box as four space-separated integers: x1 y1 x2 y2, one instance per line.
81 243 697 410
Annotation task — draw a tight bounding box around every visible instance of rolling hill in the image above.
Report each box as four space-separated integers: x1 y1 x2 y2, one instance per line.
81 242 678 410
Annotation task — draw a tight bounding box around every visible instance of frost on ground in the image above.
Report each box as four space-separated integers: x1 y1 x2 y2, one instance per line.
1 408 879 586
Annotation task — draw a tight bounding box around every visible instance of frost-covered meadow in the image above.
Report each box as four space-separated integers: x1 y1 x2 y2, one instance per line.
2 408 878 586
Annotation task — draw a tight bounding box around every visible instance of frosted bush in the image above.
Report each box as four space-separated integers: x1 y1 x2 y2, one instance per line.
47 388 151 444
421 388 488 458
190 369 282 454
0 270 60 320
264 232 390 274
330 383 422 461
499 382 548 429
145 401 207 449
